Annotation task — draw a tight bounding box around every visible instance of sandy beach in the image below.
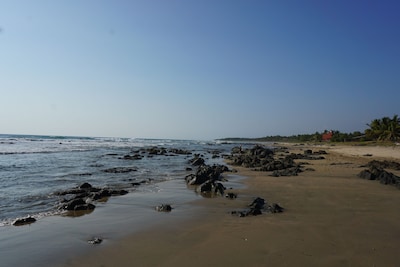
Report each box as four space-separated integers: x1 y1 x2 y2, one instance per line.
62 144 400 267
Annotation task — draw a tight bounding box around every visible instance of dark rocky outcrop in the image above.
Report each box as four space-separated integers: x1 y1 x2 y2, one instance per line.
185 154 231 197
363 160 400 170
185 164 229 185
199 181 226 196
57 183 130 213
188 154 205 166
169 148 192 155
120 154 143 160
231 197 284 217
226 145 321 176
358 161 400 189
227 145 274 168
12 216 36 226
103 167 138 173
270 166 303 177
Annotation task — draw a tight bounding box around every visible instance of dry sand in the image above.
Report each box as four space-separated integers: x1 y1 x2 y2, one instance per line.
63 144 400 267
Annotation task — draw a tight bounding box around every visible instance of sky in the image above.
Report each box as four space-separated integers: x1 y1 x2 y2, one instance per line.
0 0 399 140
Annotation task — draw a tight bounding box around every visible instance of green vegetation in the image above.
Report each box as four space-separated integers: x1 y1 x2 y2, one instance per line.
221 115 400 143
365 115 400 142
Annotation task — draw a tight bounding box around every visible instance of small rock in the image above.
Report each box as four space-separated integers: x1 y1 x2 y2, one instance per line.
88 237 103 245
155 204 172 212
225 192 238 199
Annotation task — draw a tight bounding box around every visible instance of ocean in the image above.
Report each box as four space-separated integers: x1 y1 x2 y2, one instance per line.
0 134 239 226
0 134 253 266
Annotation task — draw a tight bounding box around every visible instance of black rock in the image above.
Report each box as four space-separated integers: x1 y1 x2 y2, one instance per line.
232 197 284 217
79 182 92 190
190 156 205 166
155 204 172 212
103 167 137 173
74 203 96 211
225 192 238 199
12 216 36 226
267 203 284 213
88 237 103 245
63 198 86 210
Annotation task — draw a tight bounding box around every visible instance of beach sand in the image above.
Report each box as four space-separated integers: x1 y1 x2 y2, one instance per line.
62 144 400 267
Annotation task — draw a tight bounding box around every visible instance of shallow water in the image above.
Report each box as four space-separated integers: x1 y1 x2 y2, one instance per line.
0 134 252 266
0 134 239 225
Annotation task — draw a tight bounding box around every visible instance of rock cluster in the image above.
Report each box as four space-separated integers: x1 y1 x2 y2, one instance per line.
358 160 400 188
231 197 284 217
226 145 325 176
184 151 284 218
56 182 129 213
116 147 192 161
185 154 230 197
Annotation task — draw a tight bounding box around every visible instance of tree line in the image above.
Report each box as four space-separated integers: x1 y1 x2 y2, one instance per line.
222 115 400 143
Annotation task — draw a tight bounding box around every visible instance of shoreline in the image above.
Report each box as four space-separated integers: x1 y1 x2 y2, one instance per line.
62 144 400 267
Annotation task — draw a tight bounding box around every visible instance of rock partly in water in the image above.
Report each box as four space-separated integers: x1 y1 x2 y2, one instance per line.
189 155 205 166
103 167 138 173
185 164 229 185
57 182 131 215
87 237 103 245
155 204 173 212
12 216 36 226
199 181 226 196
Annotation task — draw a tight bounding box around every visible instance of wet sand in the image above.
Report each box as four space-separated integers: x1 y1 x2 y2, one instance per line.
62 144 400 267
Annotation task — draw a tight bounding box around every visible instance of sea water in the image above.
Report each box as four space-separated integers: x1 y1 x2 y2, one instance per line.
0 134 239 225
0 134 255 266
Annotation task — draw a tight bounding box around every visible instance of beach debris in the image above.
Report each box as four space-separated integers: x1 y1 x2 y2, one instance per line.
155 204 173 212
231 197 284 217
87 237 103 245
12 216 36 226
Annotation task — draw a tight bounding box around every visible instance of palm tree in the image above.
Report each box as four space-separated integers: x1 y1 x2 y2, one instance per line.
384 115 400 141
365 115 400 141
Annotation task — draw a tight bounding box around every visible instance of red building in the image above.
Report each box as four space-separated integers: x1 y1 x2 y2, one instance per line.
322 131 333 141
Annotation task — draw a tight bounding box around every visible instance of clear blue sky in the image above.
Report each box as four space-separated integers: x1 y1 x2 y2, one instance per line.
1 0 399 140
